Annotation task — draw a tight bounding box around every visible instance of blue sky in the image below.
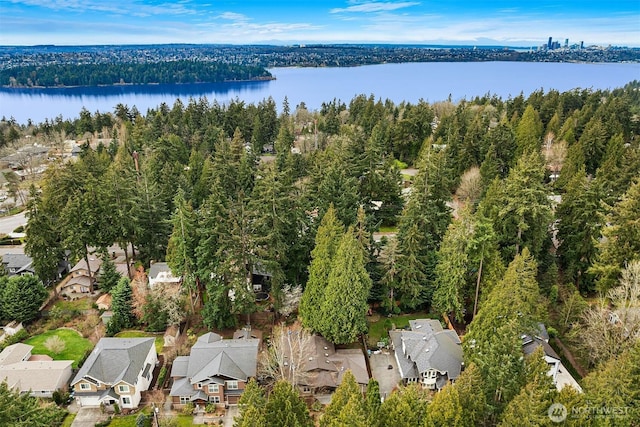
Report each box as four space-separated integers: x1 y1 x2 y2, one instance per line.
0 1 638 46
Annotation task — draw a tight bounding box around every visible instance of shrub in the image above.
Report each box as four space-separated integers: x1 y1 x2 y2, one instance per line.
393 159 408 169
136 413 149 427
157 366 167 389
113 403 120 415
13 225 24 233
0 329 28 351
182 402 194 415
44 335 66 354
547 326 558 338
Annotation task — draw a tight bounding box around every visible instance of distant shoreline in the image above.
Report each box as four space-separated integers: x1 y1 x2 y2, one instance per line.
1 75 276 89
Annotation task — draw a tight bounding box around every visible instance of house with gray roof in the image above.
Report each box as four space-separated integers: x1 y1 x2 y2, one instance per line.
1 253 35 277
169 332 259 408
148 262 181 289
71 338 157 409
389 319 463 390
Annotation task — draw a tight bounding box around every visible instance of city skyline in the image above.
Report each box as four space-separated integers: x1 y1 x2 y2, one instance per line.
0 1 638 47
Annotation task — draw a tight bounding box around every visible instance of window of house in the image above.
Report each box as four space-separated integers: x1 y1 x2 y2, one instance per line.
210 396 220 403
208 384 219 393
122 397 131 405
117 385 129 393
226 381 238 390
80 383 91 390
197 383 202 389
302 386 311 393
180 396 190 404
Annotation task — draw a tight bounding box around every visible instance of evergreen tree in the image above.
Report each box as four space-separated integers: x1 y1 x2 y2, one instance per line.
464 249 543 420
98 252 122 293
141 291 169 332
394 144 451 308
556 167 603 292
432 212 472 322
248 162 296 312
579 117 608 176
0 382 67 427
131 172 171 267
264 381 313 427
25 185 64 285
484 151 552 262
299 205 344 332
498 347 557 427
453 363 487 426
364 378 381 427
166 188 198 312
468 213 503 318
233 378 266 427
579 342 640 426
320 371 366 427
377 385 428 427
0 275 48 323
107 277 135 335
319 229 372 344
590 180 640 293
514 104 543 157
424 383 465 427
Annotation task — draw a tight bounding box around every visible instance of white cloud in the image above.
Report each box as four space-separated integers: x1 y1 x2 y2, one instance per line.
5 0 195 17
217 12 249 22
330 1 420 14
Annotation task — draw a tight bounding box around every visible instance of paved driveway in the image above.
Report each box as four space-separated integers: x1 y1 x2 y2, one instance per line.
370 350 401 401
71 407 109 427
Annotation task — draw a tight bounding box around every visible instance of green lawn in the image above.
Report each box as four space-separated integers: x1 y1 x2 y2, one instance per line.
24 329 93 369
377 225 398 233
52 298 93 312
367 312 440 348
61 413 76 427
115 330 164 355
108 414 194 426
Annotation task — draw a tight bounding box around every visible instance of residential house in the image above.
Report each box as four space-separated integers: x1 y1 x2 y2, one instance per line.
389 319 463 390
169 332 259 408
59 256 102 298
522 324 582 392
522 334 561 384
295 335 369 395
0 343 72 398
1 254 35 277
148 262 181 289
71 338 157 409
0 321 24 344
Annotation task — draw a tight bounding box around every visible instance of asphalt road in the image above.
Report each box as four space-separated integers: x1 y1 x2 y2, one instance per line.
0 211 27 236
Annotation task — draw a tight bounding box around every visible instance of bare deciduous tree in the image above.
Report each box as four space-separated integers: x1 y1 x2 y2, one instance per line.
259 324 313 387
542 133 567 177
456 166 482 206
278 284 303 318
574 261 640 366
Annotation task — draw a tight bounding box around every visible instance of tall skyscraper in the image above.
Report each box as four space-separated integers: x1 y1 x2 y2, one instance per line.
565 38 569 48
548 37 553 49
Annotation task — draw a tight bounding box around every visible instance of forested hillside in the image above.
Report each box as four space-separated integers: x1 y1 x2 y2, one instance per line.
4 80 639 424
0 60 273 87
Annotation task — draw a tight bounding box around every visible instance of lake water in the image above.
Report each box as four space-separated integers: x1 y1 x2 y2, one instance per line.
1 61 638 125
